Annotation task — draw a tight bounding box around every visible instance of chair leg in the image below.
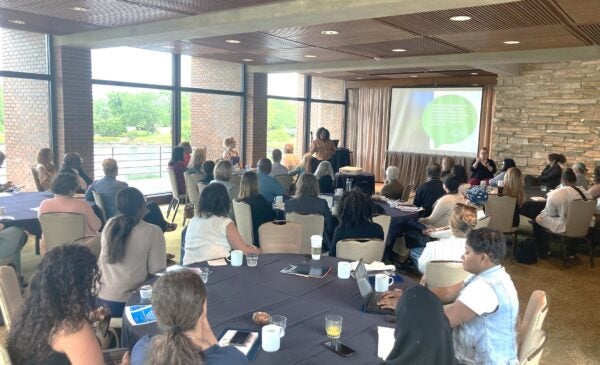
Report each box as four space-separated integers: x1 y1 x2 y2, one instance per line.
587 237 594 268
166 198 174 218
171 198 180 224
560 236 567 267
512 231 518 257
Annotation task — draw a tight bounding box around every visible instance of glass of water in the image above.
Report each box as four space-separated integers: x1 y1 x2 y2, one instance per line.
269 315 287 337
246 253 258 267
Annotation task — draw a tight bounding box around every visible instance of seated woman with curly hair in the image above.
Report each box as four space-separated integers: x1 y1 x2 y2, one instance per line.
330 189 384 257
7 245 129 365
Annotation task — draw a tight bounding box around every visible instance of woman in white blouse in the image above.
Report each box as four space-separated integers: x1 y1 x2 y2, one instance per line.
183 183 260 265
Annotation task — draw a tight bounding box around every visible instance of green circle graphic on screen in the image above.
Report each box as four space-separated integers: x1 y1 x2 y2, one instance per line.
422 94 477 148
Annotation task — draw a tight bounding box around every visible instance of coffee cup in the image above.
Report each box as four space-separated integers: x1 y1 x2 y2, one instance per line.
274 195 283 205
374 274 394 292
261 324 281 352
337 262 351 279
310 235 322 260
230 250 243 267
334 188 343 196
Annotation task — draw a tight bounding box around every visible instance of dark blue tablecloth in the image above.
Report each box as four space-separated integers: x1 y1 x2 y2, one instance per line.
121 254 415 364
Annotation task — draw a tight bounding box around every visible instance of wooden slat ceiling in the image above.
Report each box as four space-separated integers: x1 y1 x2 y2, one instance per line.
0 0 598 79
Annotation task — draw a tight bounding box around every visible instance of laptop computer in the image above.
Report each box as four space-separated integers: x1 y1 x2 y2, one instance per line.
353 259 395 315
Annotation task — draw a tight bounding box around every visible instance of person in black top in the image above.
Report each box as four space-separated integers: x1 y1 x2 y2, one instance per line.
59 152 92 193
285 173 335 249
330 189 384 257
468 147 497 186
237 171 275 247
200 160 215 184
413 164 446 217
539 153 565 189
314 160 335 194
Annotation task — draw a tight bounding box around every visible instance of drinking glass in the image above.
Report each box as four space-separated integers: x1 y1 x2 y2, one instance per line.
246 253 258 267
325 315 342 342
270 315 287 337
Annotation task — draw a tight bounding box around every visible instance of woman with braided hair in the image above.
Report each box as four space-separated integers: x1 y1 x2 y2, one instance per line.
329 189 384 257
131 270 248 365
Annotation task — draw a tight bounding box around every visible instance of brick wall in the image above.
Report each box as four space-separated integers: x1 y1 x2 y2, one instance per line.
1 29 51 191
245 72 268 166
189 57 243 162
53 46 94 179
492 60 600 180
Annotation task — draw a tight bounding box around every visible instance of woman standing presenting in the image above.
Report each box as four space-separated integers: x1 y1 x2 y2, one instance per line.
222 136 241 168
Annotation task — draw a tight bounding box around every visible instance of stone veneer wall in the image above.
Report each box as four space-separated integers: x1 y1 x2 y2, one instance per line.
492 60 600 181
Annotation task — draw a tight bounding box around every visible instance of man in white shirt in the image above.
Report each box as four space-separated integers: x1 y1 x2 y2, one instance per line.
269 149 289 177
533 168 593 259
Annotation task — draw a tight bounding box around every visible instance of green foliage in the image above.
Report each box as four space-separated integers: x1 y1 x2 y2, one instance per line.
267 99 297 150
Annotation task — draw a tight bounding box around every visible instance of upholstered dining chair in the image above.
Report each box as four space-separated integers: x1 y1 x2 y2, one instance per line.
91 191 107 223
166 169 186 223
38 212 86 255
232 200 254 246
401 184 414 203
258 221 302 253
0 265 24 331
546 199 596 267
336 239 385 264
518 329 546 365
30 167 44 192
285 212 325 254
518 290 549 357
485 195 517 245
0 343 12 365
275 174 292 195
183 172 200 226
424 260 470 289
372 214 391 246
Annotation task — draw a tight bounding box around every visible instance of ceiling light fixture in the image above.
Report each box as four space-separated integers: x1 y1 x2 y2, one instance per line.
392 48 406 52
450 15 471 21
320 30 339 35
304 55 317 58
8 19 25 25
410 75 418 78
242 58 254 62
356 77 363 80
225 39 241 44
470 72 479 75
70 6 88 11
503 40 520 45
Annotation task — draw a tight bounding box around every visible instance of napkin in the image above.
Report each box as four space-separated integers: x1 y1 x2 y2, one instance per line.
208 258 227 266
377 326 395 359
350 261 395 272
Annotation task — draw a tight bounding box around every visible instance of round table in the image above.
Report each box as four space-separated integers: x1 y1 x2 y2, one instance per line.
122 254 414 364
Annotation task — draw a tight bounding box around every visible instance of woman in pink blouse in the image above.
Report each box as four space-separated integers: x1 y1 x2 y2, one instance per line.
38 172 101 254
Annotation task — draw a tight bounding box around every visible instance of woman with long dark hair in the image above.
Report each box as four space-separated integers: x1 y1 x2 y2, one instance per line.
488 158 516 187
131 270 247 365
97 187 166 317
8 245 129 365
330 189 383 257
237 171 275 246
168 146 187 194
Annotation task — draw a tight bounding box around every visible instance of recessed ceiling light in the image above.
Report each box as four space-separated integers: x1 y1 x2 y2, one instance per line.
242 58 254 62
503 40 520 45
304 55 317 58
321 30 339 35
470 72 479 75
355 77 363 80
8 19 25 25
410 75 418 78
225 39 241 44
70 6 88 11
450 15 471 21
392 48 406 52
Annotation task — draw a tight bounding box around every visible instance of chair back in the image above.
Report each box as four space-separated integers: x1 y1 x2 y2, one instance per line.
0 265 24 331
401 184 413 202
197 182 208 197
475 215 491 229
39 212 86 253
232 200 254 245
258 221 302 253
519 329 546 365
425 261 470 288
285 212 325 254
230 174 242 187
0 343 12 365
485 195 517 233
372 215 391 245
184 172 200 207
518 290 549 352
564 199 596 237
167 169 182 198
31 167 44 192
275 175 292 195
91 191 107 222
336 239 385 263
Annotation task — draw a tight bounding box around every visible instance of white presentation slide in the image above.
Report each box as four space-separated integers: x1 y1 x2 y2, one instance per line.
388 87 483 157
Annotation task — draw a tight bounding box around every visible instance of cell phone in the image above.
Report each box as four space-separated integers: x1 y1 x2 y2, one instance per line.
229 330 252 346
322 340 357 357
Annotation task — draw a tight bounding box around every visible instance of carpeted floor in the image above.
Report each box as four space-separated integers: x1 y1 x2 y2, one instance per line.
2 203 600 364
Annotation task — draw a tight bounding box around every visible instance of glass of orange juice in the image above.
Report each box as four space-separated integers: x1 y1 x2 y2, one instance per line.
325 315 342 342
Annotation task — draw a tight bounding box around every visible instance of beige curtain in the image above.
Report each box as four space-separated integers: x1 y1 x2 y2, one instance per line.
386 152 472 188
347 87 391 181
479 84 495 155
345 90 359 163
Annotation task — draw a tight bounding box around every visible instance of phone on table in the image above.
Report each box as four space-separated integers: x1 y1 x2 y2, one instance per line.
229 330 252 346
322 340 357 357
